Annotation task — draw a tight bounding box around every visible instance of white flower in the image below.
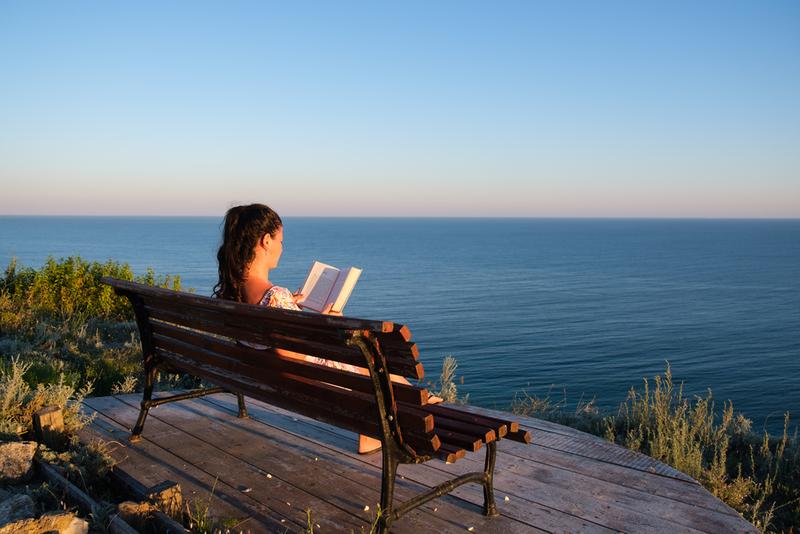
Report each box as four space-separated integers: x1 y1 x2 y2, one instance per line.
363 505 370 512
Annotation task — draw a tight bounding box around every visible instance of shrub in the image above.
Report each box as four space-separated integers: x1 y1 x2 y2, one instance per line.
0 257 186 396
512 364 799 532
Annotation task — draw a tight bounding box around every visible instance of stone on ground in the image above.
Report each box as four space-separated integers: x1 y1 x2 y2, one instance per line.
0 512 89 534
0 441 37 483
0 493 35 527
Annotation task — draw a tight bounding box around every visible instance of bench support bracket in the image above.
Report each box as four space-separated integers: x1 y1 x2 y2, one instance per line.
348 332 498 533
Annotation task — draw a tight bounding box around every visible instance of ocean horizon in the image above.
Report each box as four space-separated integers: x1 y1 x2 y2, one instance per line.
1 216 798 435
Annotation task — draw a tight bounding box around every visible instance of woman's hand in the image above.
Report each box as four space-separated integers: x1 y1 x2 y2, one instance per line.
322 303 343 316
291 288 305 306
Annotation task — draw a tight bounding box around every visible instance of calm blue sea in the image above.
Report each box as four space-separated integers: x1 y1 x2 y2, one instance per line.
1 216 798 435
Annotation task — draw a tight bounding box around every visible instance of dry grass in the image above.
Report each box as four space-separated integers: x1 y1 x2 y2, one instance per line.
512 364 799 533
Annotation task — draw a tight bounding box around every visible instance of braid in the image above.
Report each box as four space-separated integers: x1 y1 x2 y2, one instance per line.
213 204 283 301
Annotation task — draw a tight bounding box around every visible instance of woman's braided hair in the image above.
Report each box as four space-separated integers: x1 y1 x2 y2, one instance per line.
213 203 282 302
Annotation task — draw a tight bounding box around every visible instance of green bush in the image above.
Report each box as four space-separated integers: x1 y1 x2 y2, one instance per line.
0 257 185 396
1 256 181 326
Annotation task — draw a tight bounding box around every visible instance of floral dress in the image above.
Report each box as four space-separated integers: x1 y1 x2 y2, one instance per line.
259 286 360 373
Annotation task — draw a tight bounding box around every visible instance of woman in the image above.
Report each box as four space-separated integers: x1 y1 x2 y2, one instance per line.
213 203 389 453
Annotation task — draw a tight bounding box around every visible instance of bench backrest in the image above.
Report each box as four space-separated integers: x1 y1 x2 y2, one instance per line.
103 278 438 455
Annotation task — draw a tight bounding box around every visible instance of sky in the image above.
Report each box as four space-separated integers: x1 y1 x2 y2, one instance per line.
1 1 798 217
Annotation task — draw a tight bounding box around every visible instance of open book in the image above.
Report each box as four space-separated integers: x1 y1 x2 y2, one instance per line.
297 261 362 314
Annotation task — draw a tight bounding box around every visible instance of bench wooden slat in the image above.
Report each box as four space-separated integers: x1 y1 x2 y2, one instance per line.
103 277 399 334
150 323 429 405
437 444 466 462
433 416 497 445
436 429 484 452
138 293 420 363
152 345 434 435
146 308 424 380
419 403 513 436
155 349 438 446
505 429 533 444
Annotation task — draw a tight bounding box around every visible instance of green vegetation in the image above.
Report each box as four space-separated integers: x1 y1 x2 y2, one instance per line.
511 366 799 532
0 256 191 397
2 257 798 532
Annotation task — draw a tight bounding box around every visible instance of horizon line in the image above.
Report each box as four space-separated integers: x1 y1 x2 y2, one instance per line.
1 214 799 221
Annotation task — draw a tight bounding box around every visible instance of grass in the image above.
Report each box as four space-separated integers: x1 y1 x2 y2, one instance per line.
2 256 798 532
510 365 800 533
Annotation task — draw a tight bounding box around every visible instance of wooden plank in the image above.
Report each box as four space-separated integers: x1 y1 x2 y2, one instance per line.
453 404 696 483
110 394 539 533
199 393 621 533
79 406 302 533
206 394 760 534
153 352 429 449
151 323 428 405
435 429 483 452
496 442 746 518
83 396 367 532
148 310 423 379
416 403 509 438
153 349 434 439
432 415 497 444
411 441 758 534
103 276 396 333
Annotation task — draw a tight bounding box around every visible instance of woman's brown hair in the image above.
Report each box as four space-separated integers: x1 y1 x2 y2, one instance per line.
213 203 282 301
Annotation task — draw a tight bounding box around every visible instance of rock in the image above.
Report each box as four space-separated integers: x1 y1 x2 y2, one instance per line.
0 441 37 483
0 512 88 534
117 501 156 532
0 494 35 527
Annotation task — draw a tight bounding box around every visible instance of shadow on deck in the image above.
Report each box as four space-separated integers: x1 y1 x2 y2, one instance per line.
79 393 755 533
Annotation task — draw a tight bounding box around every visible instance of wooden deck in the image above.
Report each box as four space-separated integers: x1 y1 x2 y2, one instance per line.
79 393 756 533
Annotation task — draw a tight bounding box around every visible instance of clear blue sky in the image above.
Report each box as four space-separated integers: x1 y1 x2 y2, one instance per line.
1 1 798 217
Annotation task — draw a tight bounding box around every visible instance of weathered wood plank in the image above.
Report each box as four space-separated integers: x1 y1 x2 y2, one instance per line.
204 394 758 534
110 394 541 533
79 406 301 533
83 396 366 532
452 403 697 483
196 394 620 533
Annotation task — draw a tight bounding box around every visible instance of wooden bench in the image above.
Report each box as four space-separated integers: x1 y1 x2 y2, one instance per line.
102 277 531 532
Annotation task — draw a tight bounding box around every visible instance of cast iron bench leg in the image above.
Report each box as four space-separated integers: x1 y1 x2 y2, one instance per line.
130 365 156 442
378 448 399 533
236 393 248 418
483 440 498 516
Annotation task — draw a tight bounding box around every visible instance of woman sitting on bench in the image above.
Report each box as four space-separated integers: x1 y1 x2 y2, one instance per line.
212 203 437 454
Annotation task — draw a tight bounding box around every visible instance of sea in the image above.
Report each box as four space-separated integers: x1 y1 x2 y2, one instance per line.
1 216 798 435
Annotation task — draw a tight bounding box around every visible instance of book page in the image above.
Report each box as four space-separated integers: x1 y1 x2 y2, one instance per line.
330 266 362 313
298 261 340 313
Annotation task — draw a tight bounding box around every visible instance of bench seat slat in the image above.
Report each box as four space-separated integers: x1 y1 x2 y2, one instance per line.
146 308 424 380
416 403 514 436
437 444 466 462
435 429 484 452
150 323 429 405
